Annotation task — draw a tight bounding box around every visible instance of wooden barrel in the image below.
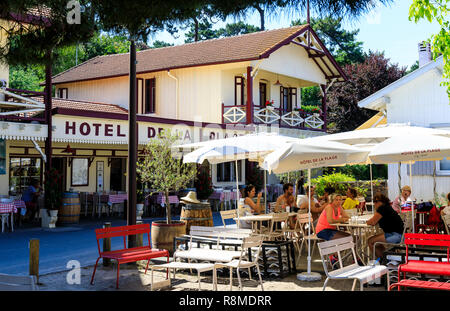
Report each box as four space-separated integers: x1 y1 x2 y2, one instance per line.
151 221 186 256
180 202 213 234
58 192 81 224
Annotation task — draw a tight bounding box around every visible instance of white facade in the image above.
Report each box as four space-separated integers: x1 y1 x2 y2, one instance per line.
359 55 450 201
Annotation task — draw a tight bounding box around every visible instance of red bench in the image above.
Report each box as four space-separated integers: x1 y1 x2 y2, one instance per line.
389 233 450 291
90 224 170 289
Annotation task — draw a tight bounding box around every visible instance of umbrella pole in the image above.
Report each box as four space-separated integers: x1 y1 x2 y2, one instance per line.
370 164 374 214
235 160 240 227
297 168 321 281
409 161 415 233
264 169 267 214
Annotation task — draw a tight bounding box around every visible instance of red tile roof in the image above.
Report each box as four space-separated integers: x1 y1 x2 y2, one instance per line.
51 25 313 85
32 97 128 115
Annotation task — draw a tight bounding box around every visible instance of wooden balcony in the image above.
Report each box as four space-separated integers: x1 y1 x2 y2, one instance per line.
222 103 326 132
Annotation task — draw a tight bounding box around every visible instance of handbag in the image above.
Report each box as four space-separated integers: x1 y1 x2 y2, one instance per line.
416 201 433 212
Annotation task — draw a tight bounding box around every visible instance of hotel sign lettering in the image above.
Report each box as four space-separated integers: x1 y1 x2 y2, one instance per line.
54 117 249 144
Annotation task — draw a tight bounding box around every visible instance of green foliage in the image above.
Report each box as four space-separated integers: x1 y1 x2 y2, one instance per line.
406 60 420 75
409 0 450 98
9 64 45 91
434 192 448 207
136 129 197 223
298 105 321 114
329 164 388 180
311 172 355 196
184 20 260 43
150 40 174 49
301 86 322 107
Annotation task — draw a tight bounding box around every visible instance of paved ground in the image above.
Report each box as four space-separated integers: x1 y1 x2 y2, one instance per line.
0 212 239 276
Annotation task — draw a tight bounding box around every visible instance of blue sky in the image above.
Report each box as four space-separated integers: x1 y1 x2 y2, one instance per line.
151 0 441 70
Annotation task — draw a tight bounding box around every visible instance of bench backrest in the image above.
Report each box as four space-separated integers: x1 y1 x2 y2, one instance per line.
94 224 151 255
220 209 237 227
404 233 450 263
318 236 358 276
189 225 252 239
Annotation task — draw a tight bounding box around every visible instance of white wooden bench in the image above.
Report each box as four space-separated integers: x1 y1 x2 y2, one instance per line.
150 262 216 291
0 273 38 291
174 226 253 263
317 236 390 291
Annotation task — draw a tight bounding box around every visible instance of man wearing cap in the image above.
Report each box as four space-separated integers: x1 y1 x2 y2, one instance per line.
392 185 412 213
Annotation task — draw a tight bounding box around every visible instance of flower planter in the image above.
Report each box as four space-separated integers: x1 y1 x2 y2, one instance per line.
40 209 58 228
136 203 144 220
266 105 274 111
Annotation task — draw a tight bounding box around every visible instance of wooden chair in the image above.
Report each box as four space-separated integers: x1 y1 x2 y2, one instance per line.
297 213 324 261
220 209 238 228
283 212 304 256
0 273 38 291
318 236 390 291
214 235 264 291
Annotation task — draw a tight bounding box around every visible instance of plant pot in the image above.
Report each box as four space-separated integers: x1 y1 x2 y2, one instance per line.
151 220 186 256
136 203 144 220
40 209 58 229
266 105 274 110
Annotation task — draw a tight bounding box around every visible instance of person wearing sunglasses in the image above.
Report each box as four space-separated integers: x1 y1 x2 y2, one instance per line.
366 193 404 261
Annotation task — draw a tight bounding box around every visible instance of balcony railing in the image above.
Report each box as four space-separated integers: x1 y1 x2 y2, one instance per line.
222 103 326 131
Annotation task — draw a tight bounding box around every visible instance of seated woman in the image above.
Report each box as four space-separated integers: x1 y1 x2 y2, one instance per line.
318 186 335 207
316 194 351 241
392 185 412 213
244 184 263 215
440 192 450 216
366 193 404 261
342 188 359 210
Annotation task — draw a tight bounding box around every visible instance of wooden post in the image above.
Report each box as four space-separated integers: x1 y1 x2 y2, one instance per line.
102 222 111 266
29 239 39 283
246 66 253 124
136 220 143 247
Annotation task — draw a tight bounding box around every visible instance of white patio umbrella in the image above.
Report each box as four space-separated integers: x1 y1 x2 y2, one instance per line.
262 140 370 281
178 132 302 216
368 134 450 233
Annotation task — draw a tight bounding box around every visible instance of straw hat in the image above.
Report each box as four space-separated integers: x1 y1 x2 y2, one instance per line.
180 191 200 204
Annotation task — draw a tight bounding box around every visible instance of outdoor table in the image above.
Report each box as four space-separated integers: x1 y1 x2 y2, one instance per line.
0 200 25 232
147 193 179 216
208 190 239 211
233 212 296 233
334 214 379 264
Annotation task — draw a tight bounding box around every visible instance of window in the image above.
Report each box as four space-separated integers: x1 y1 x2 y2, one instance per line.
145 78 156 113
58 88 68 99
280 87 297 111
71 158 89 186
437 158 450 175
216 161 242 182
259 82 267 107
9 157 42 194
235 76 245 106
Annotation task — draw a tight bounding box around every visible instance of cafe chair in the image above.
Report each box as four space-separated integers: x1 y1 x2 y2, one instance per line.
263 212 289 241
214 235 264 291
298 213 324 261
220 209 238 228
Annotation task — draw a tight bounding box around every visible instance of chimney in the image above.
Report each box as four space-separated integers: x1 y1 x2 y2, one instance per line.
418 41 432 67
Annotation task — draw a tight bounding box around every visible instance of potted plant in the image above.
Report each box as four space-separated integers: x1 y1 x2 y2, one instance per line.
265 100 274 110
41 168 62 228
137 129 197 255
136 189 145 220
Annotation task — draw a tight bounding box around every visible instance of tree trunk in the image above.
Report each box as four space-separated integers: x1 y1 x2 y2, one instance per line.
254 5 265 31
194 17 199 42
165 191 171 224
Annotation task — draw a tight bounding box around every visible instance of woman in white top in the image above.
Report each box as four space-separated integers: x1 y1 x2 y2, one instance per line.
244 184 263 215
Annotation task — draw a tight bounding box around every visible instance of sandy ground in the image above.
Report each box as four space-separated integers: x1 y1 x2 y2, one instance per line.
36 258 387 291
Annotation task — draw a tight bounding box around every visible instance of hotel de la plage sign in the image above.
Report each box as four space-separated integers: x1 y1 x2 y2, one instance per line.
52 116 250 144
